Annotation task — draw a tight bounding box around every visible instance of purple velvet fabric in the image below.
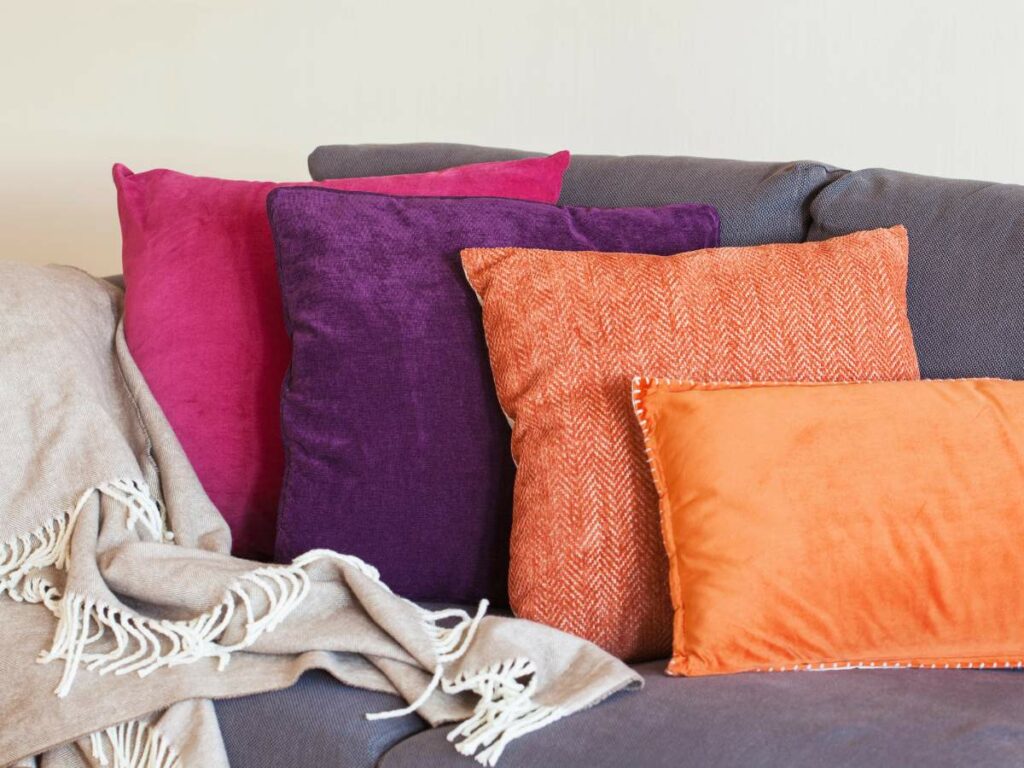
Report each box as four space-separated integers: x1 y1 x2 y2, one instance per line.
268 188 720 603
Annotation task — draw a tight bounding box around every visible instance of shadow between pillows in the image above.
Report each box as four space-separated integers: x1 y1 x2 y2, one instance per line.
268 188 720 604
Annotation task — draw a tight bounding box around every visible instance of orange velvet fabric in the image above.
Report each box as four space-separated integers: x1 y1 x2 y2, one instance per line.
462 227 920 660
634 377 1024 676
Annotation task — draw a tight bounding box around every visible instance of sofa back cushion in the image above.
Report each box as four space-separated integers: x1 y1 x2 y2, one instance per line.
309 143 842 246
809 169 1024 379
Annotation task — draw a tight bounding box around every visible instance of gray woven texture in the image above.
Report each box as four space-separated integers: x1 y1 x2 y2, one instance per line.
308 142 537 178
380 662 1024 768
308 143 842 246
217 671 424 768
809 168 1024 379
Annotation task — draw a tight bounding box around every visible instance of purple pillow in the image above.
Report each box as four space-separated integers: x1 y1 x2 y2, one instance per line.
268 188 720 603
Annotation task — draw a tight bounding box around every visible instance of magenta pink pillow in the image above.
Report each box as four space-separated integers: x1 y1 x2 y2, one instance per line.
114 152 569 559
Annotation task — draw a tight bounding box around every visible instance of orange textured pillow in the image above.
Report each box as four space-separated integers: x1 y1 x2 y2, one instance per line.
462 227 920 660
634 377 1024 676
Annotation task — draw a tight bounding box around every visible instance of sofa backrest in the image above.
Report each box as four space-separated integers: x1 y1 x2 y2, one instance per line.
306 143 1024 380
308 143 841 247
809 169 1024 379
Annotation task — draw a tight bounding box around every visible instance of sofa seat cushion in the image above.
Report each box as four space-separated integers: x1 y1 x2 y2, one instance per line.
308 142 843 246
215 670 424 768
379 662 1024 768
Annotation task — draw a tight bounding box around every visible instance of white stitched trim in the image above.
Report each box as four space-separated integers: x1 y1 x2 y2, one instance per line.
747 658 1024 673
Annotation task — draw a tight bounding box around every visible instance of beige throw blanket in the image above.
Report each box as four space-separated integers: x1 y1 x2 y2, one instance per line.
0 263 640 767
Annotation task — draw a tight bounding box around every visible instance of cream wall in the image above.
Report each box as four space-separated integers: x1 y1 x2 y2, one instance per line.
2 0 1022 275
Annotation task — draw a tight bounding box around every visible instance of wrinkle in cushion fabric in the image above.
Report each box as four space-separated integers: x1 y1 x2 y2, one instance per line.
267 188 719 604
809 168 1024 380
380 662 1024 768
461 227 920 660
113 152 569 560
308 142 844 246
635 378 1024 677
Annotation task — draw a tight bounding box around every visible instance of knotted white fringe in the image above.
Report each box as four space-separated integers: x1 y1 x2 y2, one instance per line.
1 479 558 764
36 549 380 698
0 480 375 698
443 658 564 766
88 719 180 768
0 479 171 602
366 600 489 722
367 608 565 766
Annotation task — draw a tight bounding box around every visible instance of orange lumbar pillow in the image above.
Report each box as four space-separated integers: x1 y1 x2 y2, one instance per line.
633 376 1024 676
462 227 920 661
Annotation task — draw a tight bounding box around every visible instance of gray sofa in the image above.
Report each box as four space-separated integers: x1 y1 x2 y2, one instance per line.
211 144 1024 767
219 664 1024 767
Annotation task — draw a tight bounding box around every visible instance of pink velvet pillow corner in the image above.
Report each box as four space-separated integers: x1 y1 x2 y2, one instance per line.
114 152 569 559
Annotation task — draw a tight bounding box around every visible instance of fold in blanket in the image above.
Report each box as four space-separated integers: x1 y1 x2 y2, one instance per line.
0 263 641 767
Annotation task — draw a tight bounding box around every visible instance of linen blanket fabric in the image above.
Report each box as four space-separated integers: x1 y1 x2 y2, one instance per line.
114 152 569 561
633 377 1024 677
307 141 844 245
461 227 920 661
268 187 719 605
0 262 640 767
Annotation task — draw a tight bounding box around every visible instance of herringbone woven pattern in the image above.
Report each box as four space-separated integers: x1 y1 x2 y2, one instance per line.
462 227 920 661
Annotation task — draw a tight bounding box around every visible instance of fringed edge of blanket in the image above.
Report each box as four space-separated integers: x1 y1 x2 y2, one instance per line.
89 720 180 768
0 479 172 602
0 479 569 766
443 658 566 766
365 600 570 765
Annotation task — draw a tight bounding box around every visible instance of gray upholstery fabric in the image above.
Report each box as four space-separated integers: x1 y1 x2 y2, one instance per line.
216 604 512 767
380 662 1024 768
216 670 424 768
308 143 843 246
809 169 1024 379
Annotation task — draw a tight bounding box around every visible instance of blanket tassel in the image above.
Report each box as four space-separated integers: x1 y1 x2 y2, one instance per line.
0 483 373 699
443 657 564 766
367 604 564 766
2 480 563 765
88 720 180 768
